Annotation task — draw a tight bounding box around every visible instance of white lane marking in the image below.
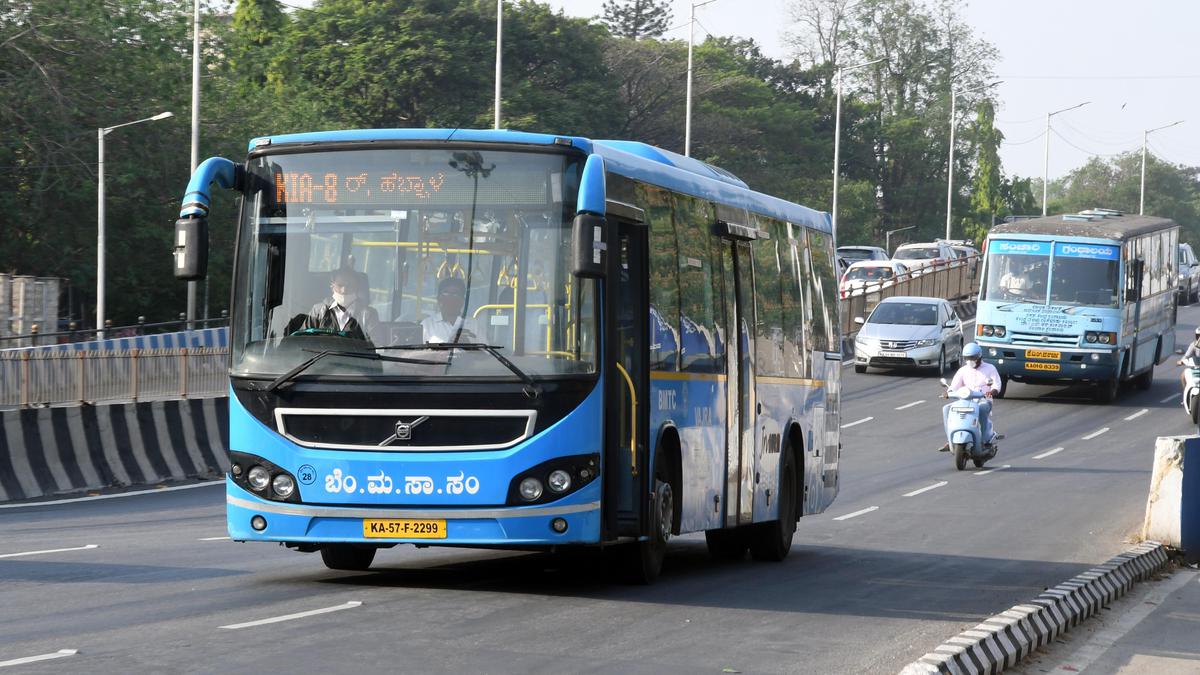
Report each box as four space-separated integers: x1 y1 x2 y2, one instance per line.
219 601 363 630
0 649 78 668
833 506 879 521
1033 447 1065 460
903 481 947 497
895 400 925 411
199 536 231 541
0 544 98 559
0 480 223 509
840 416 874 429
1044 569 1197 673
1081 427 1110 440
1159 392 1181 404
1123 408 1149 421
973 464 1011 476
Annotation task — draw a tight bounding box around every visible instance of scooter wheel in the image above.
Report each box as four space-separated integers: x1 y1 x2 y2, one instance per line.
953 444 967 471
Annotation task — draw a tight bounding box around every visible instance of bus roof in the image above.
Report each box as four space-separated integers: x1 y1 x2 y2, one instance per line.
249 128 831 234
990 212 1177 241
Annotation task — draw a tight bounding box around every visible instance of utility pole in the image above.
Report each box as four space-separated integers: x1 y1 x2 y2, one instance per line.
1042 101 1089 216
1140 120 1184 215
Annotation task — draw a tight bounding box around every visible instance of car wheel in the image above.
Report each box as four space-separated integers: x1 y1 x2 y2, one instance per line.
854 364 867 374
936 348 946 376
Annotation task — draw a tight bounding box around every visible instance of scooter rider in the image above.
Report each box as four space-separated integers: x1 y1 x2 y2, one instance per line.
939 343 1001 452
1176 326 1200 387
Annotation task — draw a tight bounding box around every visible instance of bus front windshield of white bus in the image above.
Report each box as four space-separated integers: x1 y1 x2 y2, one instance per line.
231 147 597 381
982 249 1049 303
1048 244 1120 307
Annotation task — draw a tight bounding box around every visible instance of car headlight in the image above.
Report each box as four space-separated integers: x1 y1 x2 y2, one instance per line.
916 339 938 347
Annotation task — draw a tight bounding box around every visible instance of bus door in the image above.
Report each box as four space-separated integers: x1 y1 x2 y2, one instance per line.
721 240 757 526
603 218 650 539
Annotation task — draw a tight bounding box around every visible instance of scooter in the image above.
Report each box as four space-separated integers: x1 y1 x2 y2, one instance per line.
940 377 998 471
1182 357 1200 434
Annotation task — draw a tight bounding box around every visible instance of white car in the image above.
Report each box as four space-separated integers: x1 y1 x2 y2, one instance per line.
1179 243 1200 305
893 242 956 275
839 260 909 298
837 245 890 264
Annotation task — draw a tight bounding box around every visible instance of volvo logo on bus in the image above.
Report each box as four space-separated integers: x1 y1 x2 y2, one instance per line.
379 416 429 445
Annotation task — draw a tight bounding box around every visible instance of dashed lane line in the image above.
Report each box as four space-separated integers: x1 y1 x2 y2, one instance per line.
973 464 1011 476
1160 392 1181 404
1081 427 1110 441
0 544 98 559
840 416 874 429
895 400 925 411
220 601 364 630
1123 408 1149 421
903 481 947 497
833 506 879 521
0 650 78 669
1033 447 1065 460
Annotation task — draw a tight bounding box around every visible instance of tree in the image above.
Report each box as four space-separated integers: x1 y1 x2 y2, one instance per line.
229 0 287 88
601 0 672 40
962 99 1002 242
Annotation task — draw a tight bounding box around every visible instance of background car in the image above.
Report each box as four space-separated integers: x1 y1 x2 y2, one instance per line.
839 260 910 298
892 241 956 275
948 242 981 275
837 245 890 264
852 296 964 374
1179 243 1200 305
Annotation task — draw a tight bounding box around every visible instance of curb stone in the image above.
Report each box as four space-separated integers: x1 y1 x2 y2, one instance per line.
899 541 1169 675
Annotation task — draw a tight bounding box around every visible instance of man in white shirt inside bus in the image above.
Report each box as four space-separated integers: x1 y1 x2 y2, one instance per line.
421 277 480 343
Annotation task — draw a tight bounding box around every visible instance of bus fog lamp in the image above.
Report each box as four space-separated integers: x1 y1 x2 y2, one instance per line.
251 515 267 531
551 518 568 533
519 477 543 501
231 463 243 477
547 470 572 493
272 474 295 498
247 466 270 491
1091 353 1100 362
988 348 998 357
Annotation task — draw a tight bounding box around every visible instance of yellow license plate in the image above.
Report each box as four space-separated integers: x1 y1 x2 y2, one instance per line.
1026 361 1061 372
363 519 447 539
1025 349 1061 360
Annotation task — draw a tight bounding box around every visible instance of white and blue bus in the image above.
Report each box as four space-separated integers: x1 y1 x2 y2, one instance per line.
173 129 842 581
975 210 1178 402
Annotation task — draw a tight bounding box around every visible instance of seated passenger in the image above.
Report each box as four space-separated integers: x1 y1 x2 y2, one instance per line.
421 277 480 343
296 267 381 342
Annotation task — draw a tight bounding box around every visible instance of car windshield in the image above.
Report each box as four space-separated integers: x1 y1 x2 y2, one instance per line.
846 266 894 281
839 248 874 261
868 302 938 326
231 147 598 380
894 247 938 260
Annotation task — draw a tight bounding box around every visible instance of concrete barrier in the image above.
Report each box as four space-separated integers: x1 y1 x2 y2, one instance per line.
1142 435 1199 562
0 398 229 502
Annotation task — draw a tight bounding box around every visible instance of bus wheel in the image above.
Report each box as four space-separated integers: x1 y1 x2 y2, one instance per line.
320 544 376 571
1095 376 1120 403
704 527 749 561
1134 366 1154 391
621 456 673 584
749 448 797 562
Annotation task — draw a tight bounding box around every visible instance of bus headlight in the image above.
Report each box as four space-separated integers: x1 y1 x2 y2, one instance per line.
981 325 994 337
1099 332 1114 344
247 466 271 492
1085 331 1098 343
272 474 296 498
994 326 1006 337
519 477 544 501
547 470 572 493
507 454 599 505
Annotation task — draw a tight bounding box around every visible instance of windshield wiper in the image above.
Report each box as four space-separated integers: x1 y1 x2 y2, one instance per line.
375 342 542 398
264 349 444 393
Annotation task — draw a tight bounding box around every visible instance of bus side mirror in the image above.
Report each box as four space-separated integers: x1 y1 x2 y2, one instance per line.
571 212 607 278
174 217 208 281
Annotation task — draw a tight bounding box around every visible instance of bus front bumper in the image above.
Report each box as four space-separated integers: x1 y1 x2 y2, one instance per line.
977 341 1119 382
226 480 603 546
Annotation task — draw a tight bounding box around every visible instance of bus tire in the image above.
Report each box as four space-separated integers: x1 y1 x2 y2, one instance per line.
1135 365 1154 390
704 527 749 561
320 544 376 571
749 447 797 562
620 453 673 584
1095 376 1120 403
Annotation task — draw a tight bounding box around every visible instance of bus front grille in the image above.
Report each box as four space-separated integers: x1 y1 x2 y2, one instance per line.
1009 332 1078 347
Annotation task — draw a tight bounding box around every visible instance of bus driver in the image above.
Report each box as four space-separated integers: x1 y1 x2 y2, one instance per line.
422 277 479 343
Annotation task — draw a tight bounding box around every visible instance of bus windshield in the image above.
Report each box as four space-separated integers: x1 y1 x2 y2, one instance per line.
982 240 1050 303
231 147 597 380
982 240 1120 307
1049 256 1119 307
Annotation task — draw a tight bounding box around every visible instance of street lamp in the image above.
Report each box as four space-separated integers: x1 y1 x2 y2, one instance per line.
97 111 173 337
886 225 916 255
494 0 502 130
684 0 718 157
1041 101 1090 216
1140 120 1184 215
945 81 1001 240
189 0 202 327
831 56 885 244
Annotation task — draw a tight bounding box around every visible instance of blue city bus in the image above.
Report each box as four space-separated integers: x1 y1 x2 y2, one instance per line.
173 129 842 581
974 210 1178 402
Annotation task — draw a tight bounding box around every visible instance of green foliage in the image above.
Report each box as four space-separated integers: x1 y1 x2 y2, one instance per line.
601 0 672 40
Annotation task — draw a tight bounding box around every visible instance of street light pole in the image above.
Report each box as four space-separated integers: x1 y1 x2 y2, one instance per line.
189 0 202 328
945 81 1000 240
685 0 717 157
886 225 916 255
1140 120 1184 215
97 111 173 338
831 56 884 244
494 0 502 130
1041 100 1089 216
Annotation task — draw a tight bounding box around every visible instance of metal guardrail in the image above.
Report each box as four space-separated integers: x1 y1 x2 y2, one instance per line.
840 257 981 335
0 348 229 409
0 316 229 349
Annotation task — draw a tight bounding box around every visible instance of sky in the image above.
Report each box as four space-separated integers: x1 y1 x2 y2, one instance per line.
542 0 1200 181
